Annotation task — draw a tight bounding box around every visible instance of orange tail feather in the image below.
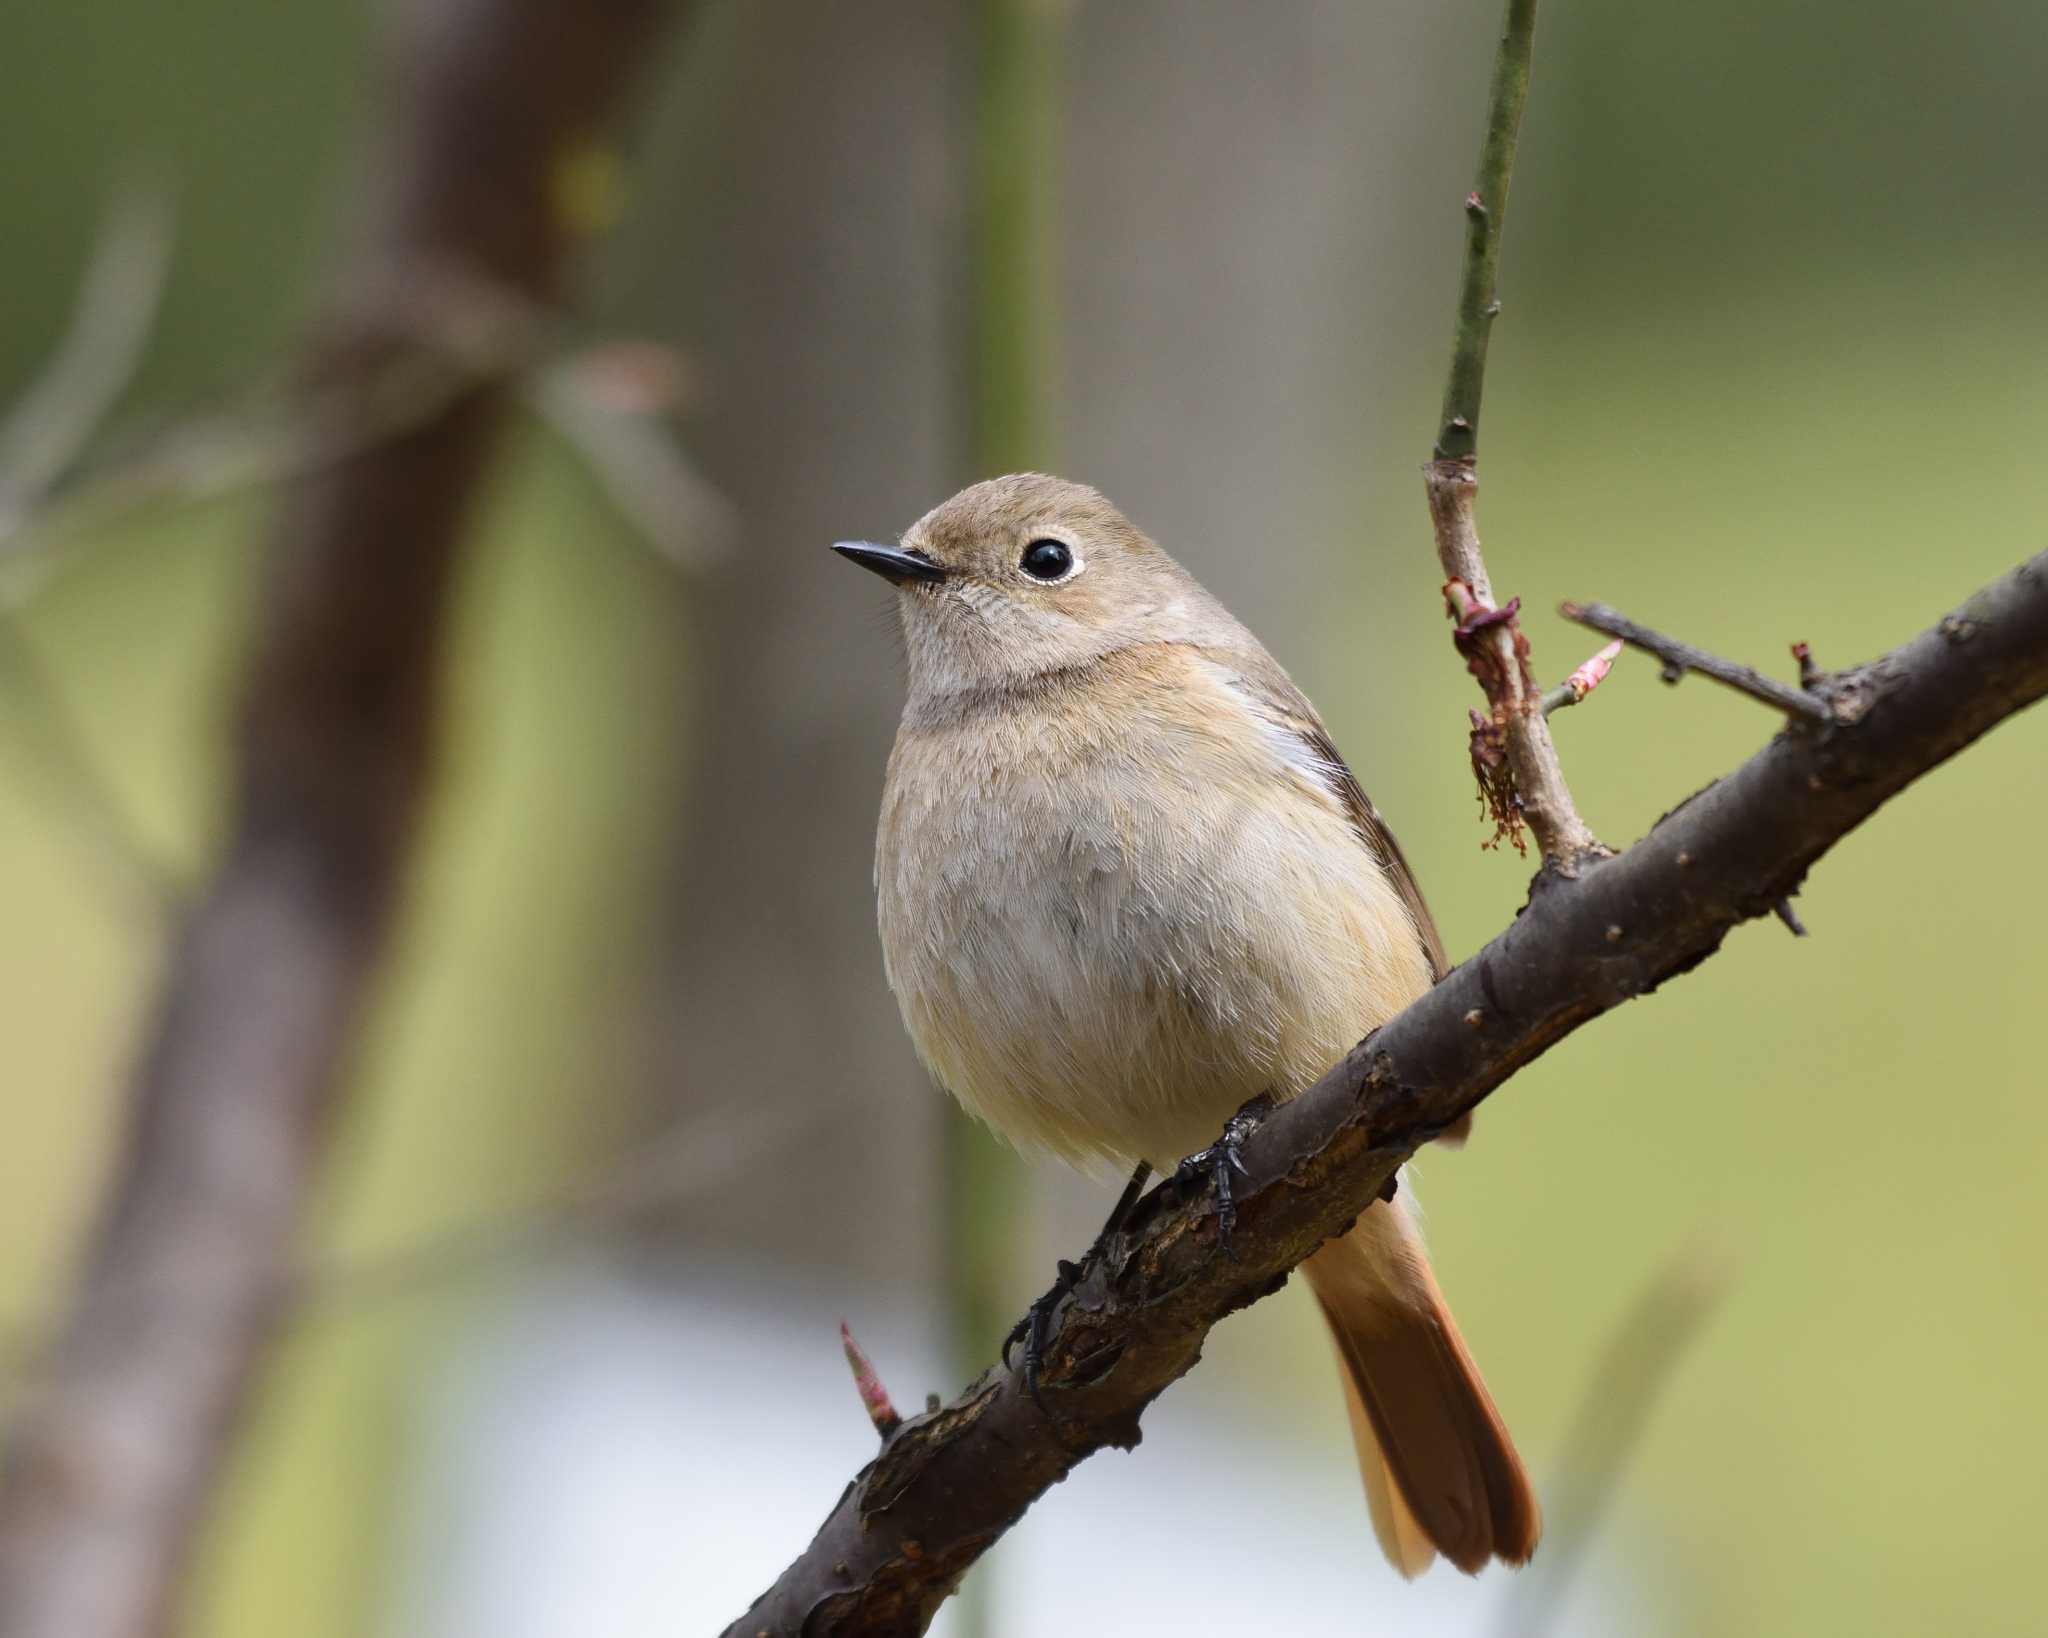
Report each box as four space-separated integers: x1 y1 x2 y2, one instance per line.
1303 1204 1540 1576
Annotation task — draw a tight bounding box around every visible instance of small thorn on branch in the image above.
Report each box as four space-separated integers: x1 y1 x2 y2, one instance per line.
840 1321 901 1441
1542 639 1623 717
1792 641 1821 689
1560 602 1834 725
1773 897 1808 937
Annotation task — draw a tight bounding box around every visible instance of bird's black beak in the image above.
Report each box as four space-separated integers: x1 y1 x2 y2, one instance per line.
831 541 947 586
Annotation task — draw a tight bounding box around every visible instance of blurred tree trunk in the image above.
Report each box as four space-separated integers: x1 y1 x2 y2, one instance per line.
624 0 967 1290
0 2 674 1633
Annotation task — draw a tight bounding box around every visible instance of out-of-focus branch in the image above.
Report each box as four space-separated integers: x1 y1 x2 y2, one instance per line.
0 1095 825 1384
731 550 2048 1638
0 2 675 1634
0 339 720 606
0 184 173 537
523 343 735 572
1508 1252 1724 1638
0 623 183 924
0 184 183 923
1424 0 1600 865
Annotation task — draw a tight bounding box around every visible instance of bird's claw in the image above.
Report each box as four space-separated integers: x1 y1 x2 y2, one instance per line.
1003 1161 1153 1411
1174 1093 1275 1255
1004 1257 1083 1408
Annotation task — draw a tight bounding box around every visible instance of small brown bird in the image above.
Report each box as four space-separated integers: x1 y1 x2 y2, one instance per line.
836 473 1539 1576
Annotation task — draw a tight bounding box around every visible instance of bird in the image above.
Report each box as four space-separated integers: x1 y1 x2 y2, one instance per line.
834 472 1539 1577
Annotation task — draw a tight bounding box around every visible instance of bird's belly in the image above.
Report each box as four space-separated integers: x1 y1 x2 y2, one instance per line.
881 762 1429 1169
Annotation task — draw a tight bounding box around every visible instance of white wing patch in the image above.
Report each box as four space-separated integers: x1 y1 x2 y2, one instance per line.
1192 654 1358 825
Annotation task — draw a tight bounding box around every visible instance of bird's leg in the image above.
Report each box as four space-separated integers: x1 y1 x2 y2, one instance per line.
1005 1161 1153 1408
1174 1092 1277 1255
1097 1159 1153 1246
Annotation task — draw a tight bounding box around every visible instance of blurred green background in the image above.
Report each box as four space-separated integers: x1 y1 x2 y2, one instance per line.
3 1 2046 1634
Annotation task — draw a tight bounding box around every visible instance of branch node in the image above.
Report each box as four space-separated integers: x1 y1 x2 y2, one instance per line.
840 1321 902 1441
1464 190 1488 218
1792 641 1821 689
1450 584 1521 642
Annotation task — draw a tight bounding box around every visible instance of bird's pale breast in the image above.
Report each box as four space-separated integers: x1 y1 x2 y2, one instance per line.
877 643 1432 1170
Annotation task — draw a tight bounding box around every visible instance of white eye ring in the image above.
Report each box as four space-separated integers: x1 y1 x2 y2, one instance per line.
1018 537 1082 584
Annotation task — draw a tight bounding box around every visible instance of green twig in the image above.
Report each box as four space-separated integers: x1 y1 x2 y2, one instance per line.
1434 0 1538 462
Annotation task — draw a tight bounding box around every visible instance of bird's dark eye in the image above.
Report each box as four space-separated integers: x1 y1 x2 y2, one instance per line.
1020 539 1073 581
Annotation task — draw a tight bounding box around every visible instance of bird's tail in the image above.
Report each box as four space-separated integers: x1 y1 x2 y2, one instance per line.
1302 1203 1540 1577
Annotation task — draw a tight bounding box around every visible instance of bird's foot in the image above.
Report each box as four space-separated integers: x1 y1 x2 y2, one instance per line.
1004 1257 1081 1409
1003 1161 1154 1409
1174 1092 1276 1255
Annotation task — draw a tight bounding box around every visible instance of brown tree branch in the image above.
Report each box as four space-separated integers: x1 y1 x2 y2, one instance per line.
1423 0 1601 867
0 2 674 1634
729 547 2048 1637
1561 599 1834 723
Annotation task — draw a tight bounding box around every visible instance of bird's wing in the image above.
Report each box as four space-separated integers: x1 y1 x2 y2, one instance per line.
1202 646 1451 983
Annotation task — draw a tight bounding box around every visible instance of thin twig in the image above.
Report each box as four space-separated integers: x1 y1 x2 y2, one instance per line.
0 1099 827 1383
521 344 735 573
0 181 186 926
1434 0 1537 463
1560 601 1833 724
0 335 718 935
0 623 183 925
1540 638 1622 717
0 183 174 534
1425 0 1601 866
0 334 537 600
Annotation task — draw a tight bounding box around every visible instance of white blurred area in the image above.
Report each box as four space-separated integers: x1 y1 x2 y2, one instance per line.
381 1258 1651 1637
